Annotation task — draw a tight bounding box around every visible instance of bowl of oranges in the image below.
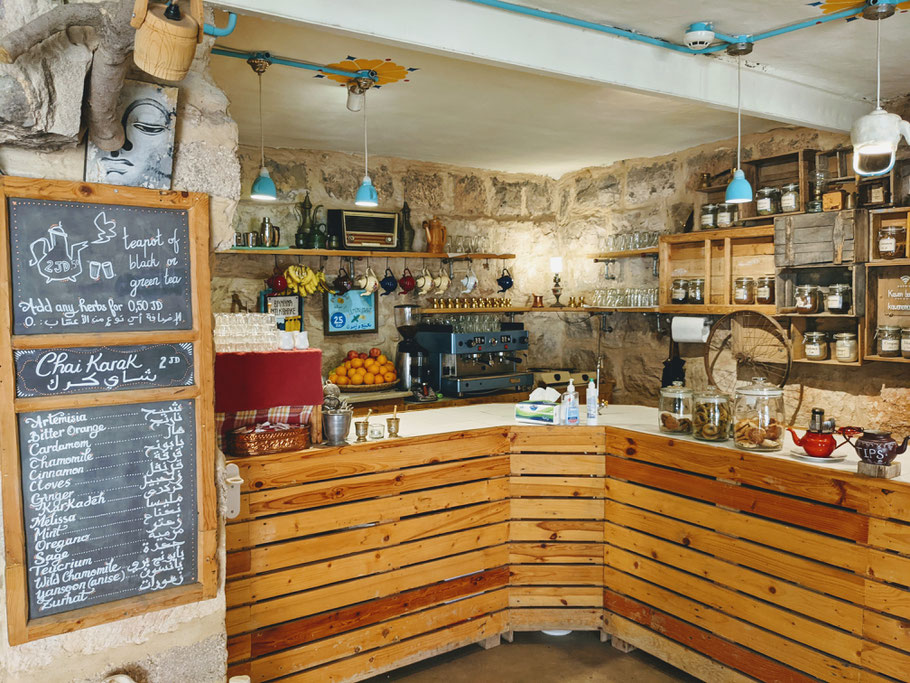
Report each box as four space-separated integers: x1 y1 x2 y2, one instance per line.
328 348 399 392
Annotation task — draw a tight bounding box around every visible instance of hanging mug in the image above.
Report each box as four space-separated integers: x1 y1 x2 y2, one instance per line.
398 268 416 294
333 267 353 293
496 267 513 293
380 268 398 295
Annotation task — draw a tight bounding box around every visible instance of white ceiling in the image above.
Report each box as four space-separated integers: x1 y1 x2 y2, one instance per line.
208 1 910 177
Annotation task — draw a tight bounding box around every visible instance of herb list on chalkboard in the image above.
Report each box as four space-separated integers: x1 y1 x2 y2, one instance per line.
7 198 192 335
19 400 197 618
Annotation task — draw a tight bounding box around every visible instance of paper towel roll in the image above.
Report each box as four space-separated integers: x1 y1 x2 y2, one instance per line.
671 316 710 343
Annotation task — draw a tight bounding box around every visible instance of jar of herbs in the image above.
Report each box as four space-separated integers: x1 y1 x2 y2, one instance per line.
671 278 689 304
700 204 718 229
834 332 858 363
687 278 705 304
716 203 736 229
878 224 906 259
825 284 851 314
780 183 800 213
733 276 755 305
803 331 828 361
756 187 780 216
795 285 820 314
878 325 901 357
902 328 910 359
756 275 775 305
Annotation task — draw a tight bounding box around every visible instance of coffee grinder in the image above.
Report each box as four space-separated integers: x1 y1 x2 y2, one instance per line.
394 305 433 398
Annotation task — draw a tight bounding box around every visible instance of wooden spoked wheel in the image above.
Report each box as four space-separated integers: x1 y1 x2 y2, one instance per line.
704 310 792 395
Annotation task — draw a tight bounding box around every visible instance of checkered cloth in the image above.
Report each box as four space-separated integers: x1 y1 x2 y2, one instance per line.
215 405 317 450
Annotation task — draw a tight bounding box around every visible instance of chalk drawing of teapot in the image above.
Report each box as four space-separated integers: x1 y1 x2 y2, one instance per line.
28 223 88 284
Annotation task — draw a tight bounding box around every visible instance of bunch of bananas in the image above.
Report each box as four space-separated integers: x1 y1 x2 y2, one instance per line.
284 264 333 296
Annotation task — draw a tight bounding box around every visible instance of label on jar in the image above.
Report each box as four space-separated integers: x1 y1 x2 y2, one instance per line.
902 337 910 352
805 343 823 357
672 288 686 300
756 198 772 212
880 237 897 254
757 286 771 300
734 287 750 302
781 194 797 212
827 294 843 310
882 338 900 352
717 211 732 227
836 341 855 359
700 214 715 227
871 186 885 203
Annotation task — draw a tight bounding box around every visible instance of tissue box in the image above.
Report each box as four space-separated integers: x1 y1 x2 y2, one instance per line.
515 401 559 425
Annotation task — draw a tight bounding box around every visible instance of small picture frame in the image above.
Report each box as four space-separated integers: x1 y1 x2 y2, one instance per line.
323 290 379 335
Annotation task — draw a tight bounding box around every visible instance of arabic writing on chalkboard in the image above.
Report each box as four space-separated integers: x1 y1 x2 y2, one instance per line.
20 400 196 618
8 199 192 334
15 343 194 398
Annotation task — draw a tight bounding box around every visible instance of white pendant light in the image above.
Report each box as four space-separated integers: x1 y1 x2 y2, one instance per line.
852 9 910 177
355 91 378 207
249 57 277 201
725 56 752 204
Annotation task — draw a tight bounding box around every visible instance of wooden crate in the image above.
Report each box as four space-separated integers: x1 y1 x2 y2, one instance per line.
776 264 865 317
774 209 868 267
868 207 910 262
863 263 910 363
788 316 864 367
658 225 776 314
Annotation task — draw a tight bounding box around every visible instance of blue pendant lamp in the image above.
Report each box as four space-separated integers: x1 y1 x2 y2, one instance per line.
355 90 378 207
249 57 277 201
726 56 752 204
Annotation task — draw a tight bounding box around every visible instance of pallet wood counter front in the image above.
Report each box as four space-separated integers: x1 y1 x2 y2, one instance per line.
223 405 910 683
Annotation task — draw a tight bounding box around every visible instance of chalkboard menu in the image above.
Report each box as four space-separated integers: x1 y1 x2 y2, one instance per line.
19 400 197 618
14 343 194 398
7 198 192 334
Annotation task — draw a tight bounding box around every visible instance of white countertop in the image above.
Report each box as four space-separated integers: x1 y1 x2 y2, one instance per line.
346 403 907 483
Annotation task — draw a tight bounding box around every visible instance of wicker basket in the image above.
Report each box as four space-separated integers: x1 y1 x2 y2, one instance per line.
342 380 399 393
225 423 310 457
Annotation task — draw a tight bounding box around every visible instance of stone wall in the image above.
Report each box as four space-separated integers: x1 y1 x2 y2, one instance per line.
0 4 236 682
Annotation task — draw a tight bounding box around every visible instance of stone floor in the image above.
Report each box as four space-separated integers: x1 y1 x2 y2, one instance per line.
365 631 699 682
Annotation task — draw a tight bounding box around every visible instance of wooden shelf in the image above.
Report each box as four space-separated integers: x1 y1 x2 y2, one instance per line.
590 247 658 259
864 354 910 363
793 357 863 367
741 210 803 222
658 304 778 316
661 225 774 244
419 306 658 314
867 258 910 268
217 248 516 260
777 311 860 318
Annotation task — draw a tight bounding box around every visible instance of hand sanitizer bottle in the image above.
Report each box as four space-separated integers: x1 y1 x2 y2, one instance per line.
563 379 579 426
586 379 598 425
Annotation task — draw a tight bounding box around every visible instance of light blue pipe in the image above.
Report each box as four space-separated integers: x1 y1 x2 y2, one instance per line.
210 46 378 81
204 12 237 37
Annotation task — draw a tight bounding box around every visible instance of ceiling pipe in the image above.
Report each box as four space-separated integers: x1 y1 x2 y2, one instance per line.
210 46 378 82
204 12 237 37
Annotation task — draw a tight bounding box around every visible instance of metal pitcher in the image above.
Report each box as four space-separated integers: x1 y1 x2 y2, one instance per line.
260 217 280 247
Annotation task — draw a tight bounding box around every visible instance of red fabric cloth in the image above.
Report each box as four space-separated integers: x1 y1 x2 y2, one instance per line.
214 349 323 413
214 405 317 449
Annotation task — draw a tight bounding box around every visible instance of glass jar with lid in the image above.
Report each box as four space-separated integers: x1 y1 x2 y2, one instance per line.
795 285 821 314
780 182 800 213
834 332 858 363
693 386 731 442
671 278 689 304
878 325 902 357
700 204 718 229
687 278 705 304
733 277 755 305
878 224 906 259
756 275 776 305
825 284 851 314
659 381 693 434
803 331 828 361
756 187 781 216
716 203 736 229
733 377 784 452
902 328 910 359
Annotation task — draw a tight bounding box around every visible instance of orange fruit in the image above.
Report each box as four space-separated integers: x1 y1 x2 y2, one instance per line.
383 371 395 382
364 372 375 384
350 374 364 385
372 374 384 384
384 363 396 374
336 366 348 377
351 358 364 369
344 360 353 369
336 376 349 385
377 354 388 365
328 373 338 383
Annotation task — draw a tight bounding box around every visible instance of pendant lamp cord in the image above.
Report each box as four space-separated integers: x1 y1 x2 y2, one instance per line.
875 17 881 109
363 93 369 177
736 56 742 170
258 72 265 168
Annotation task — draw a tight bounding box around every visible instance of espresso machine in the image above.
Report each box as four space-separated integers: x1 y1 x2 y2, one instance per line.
394 305 433 398
415 324 534 397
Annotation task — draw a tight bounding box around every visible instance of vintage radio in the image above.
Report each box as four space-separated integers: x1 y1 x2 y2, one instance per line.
327 209 399 249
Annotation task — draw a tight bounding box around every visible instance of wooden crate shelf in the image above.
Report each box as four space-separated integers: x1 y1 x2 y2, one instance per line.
789 316 864 367
776 264 865 317
217 248 516 260
863 262 910 362
868 207 910 263
774 210 867 267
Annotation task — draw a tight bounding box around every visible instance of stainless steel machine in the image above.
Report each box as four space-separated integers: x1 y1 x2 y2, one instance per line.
415 325 533 397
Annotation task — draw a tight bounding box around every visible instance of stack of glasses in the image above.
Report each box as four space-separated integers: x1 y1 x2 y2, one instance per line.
591 287 658 308
599 231 660 252
214 313 281 352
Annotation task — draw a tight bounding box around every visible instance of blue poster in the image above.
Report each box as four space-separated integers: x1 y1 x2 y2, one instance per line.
324 289 378 335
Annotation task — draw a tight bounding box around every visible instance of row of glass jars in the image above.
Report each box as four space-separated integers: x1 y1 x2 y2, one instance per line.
699 203 739 229
659 379 784 451
801 331 858 362
792 283 852 314
876 326 910 358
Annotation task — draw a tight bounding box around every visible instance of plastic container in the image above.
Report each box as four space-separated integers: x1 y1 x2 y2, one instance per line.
659 381 693 434
586 379 598 425
563 379 579 426
693 386 731 442
733 377 784 452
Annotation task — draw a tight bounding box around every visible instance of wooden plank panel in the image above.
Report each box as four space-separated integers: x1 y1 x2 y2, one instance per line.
511 453 605 476
230 545 508 633
864 578 910 621
228 500 507 579
228 634 251 665
250 567 509 659
236 429 510 491
227 478 507 551
509 520 603 543
605 592 814 683
244 455 509 519
511 498 603 520
508 608 603 631
510 564 602 586
509 542 602 565
227 523 508 607
606 547 864 664
861 641 910 682
509 476 603 498
606 522 862 634
605 456 868 541
605 567 860 682
867 517 910 557
248 590 507 683
509 586 602 608
862 609 910 653
510 426 605 453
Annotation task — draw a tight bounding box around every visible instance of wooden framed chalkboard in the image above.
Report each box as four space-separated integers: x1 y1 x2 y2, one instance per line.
0 177 216 644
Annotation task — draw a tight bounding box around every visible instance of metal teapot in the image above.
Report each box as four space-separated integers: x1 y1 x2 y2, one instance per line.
294 192 324 248
845 428 909 466
786 408 853 458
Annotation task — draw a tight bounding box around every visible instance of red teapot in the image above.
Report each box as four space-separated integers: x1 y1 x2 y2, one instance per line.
845 429 909 466
398 268 416 294
787 408 857 458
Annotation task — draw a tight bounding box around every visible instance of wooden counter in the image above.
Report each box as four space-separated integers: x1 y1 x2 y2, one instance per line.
224 417 910 683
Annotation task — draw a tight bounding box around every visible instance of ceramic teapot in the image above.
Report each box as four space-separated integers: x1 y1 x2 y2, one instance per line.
460 264 478 294
398 268 416 294
333 267 353 293
380 268 398 295
360 267 379 296
423 216 447 254
496 268 513 293
845 429 910 465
